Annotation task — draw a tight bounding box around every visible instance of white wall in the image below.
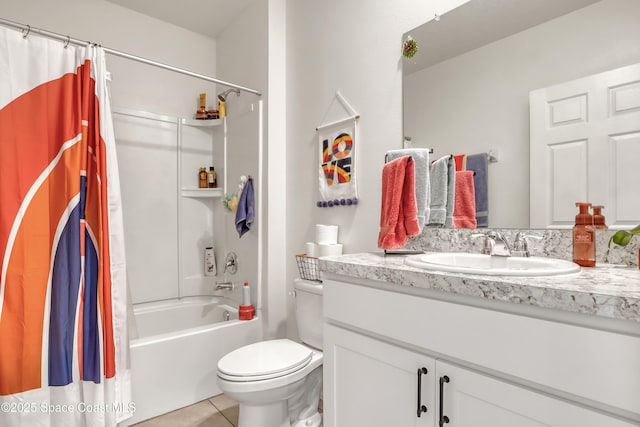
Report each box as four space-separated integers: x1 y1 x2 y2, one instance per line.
285 0 469 339
2 0 218 117
404 0 640 228
265 0 288 339
215 0 276 333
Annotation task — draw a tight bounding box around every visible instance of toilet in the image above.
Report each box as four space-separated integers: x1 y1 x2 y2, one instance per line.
217 278 324 427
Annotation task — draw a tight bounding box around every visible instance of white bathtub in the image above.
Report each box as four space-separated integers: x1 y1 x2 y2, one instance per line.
122 296 262 425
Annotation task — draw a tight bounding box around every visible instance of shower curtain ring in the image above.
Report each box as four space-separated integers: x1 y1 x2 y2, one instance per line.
64 36 70 48
22 25 31 39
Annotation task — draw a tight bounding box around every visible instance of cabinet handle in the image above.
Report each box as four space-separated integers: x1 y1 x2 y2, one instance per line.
416 367 428 417
439 375 450 426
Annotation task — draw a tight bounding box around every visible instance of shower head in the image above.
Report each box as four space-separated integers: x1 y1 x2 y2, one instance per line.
217 88 240 102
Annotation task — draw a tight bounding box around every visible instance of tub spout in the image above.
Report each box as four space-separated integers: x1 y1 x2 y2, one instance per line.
216 282 234 291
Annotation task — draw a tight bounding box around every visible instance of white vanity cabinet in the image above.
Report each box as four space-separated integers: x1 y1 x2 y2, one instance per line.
325 323 436 426
435 361 635 427
323 277 640 427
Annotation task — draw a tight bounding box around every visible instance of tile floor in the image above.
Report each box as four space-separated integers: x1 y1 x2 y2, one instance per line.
132 394 322 426
132 394 239 427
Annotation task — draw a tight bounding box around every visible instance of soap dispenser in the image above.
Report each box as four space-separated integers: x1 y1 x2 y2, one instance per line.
592 205 608 229
573 202 595 267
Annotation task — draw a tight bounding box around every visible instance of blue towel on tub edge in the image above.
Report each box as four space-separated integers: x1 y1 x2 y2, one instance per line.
235 178 254 238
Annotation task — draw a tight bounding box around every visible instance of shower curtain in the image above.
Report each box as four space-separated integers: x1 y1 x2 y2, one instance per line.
0 27 131 426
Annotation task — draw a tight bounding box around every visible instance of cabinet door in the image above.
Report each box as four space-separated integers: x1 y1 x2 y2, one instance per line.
324 324 435 427
436 361 636 427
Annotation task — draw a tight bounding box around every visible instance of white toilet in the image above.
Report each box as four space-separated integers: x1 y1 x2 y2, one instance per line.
217 278 324 427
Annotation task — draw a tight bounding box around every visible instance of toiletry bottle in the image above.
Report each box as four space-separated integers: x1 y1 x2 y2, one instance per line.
573 202 595 267
204 246 216 276
199 167 208 188
208 166 217 188
218 96 226 119
592 205 608 229
196 93 207 119
239 282 255 320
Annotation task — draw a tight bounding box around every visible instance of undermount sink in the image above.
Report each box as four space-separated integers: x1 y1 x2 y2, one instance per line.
405 252 581 276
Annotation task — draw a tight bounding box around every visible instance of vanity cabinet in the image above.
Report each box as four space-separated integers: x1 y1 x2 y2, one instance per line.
323 277 640 427
435 361 634 427
325 323 435 426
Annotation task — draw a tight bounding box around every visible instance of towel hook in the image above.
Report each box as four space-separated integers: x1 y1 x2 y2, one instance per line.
488 149 499 163
22 25 31 39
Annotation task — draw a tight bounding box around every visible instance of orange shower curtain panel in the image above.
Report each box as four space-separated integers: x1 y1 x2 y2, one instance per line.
0 26 130 426
0 61 116 394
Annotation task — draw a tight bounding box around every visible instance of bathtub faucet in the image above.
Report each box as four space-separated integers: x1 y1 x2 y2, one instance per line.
216 282 234 291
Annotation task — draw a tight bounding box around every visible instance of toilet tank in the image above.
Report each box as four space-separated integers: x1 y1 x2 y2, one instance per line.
294 278 323 350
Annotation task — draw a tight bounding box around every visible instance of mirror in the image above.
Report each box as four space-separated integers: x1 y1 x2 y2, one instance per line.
403 0 640 228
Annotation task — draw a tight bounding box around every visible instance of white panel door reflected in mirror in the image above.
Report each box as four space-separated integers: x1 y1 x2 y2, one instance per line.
402 0 640 228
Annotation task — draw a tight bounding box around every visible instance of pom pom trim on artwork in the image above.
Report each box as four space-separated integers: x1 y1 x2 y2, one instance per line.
316 198 358 208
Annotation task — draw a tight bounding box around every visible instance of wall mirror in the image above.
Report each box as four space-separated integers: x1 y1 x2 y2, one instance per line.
402 0 640 229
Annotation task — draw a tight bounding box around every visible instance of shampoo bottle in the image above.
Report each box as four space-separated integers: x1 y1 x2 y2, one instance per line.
573 202 595 267
239 282 255 320
198 167 208 188
204 246 216 276
196 93 208 119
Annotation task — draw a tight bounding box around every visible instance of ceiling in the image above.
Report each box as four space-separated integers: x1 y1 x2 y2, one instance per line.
403 0 601 75
106 0 254 38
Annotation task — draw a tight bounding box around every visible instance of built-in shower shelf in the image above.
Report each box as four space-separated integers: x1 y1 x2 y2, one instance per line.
181 117 224 127
181 188 223 198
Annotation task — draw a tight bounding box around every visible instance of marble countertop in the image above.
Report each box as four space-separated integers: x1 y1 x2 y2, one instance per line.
318 252 640 322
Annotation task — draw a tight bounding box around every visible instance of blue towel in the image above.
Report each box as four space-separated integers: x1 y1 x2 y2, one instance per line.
235 178 254 238
466 153 488 227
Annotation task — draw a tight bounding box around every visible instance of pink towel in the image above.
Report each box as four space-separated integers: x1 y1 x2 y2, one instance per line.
452 170 477 228
453 154 467 171
378 156 420 249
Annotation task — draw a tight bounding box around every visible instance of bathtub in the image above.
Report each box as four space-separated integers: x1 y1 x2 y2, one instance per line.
122 296 262 425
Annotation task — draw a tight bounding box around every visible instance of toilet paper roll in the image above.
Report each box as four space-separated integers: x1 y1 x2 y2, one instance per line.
305 242 318 257
316 224 339 245
318 243 343 257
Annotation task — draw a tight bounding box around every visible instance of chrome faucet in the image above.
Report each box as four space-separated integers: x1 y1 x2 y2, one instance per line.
471 231 512 257
511 232 542 257
215 282 234 291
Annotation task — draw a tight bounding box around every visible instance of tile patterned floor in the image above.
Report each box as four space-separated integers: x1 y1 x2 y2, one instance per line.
132 394 239 427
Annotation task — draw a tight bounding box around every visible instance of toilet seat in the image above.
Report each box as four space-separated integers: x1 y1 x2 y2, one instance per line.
218 339 313 382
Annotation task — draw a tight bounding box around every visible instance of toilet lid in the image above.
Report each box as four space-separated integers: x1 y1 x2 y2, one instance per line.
218 339 313 381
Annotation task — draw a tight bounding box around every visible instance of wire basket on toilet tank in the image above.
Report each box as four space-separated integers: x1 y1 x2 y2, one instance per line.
295 254 322 282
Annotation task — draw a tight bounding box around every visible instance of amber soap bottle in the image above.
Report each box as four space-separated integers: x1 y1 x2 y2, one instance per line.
592 205 608 229
573 202 595 267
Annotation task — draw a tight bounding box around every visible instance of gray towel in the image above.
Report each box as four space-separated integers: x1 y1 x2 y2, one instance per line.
467 153 489 227
445 155 456 227
385 148 430 230
427 155 451 226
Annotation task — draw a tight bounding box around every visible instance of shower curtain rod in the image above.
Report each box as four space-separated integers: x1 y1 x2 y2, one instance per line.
0 17 262 96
